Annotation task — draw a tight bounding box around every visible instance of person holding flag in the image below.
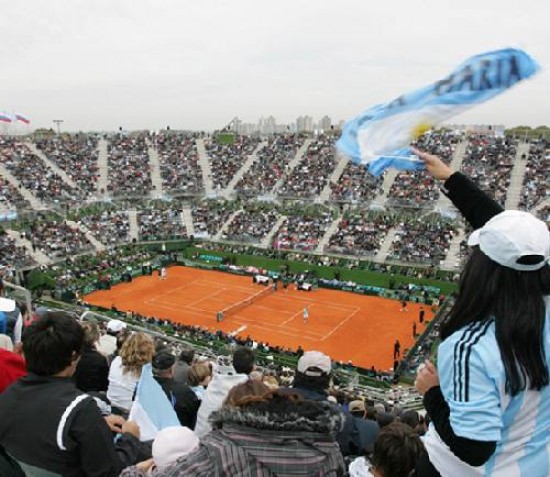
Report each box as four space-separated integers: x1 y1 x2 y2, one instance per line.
413 149 550 477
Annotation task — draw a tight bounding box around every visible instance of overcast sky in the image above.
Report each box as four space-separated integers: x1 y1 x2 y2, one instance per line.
1 0 549 132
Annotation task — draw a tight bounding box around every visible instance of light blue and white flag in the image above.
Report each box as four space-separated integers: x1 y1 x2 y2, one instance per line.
128 363 180 441
337 48 540 176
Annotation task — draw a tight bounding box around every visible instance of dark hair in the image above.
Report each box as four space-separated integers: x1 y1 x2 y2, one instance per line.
292 370 331 393
372 422 425 477
232 346 255 374
23 311 84 376
441 248 550 395
178 347 195 365
400 410 420 429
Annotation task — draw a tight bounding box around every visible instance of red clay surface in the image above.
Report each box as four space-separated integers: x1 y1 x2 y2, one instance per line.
84 266 432 370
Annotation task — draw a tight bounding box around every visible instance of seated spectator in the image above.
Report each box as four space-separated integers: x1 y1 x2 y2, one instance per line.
173 346 195 385
107 331 155 416
367 422 425 477
120 426 200 477
0 311 148 476
194 347 255 437
98 318 127 356
74 321 109 392
187 362 212 401
152 380 346 476
151 351 200 429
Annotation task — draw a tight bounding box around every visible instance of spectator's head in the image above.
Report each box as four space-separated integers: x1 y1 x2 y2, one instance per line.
81 321 100 347
22 311 84 377
152 426 199 471
349 399 366 418
374 402 386 415
294 350 331 392
152 351 176 377
187 362 212 387
120 332 155 376
371 422 425 477
224 379 270 407
106 319 126 335
178 347 195 365
232 346 255 375
400 410 420 430
376 412 395 429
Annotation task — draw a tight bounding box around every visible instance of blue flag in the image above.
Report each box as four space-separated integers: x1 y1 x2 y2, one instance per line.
128 363 180 441
336 48 540 176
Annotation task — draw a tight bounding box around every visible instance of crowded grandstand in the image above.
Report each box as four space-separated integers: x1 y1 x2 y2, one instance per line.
0 127 548 476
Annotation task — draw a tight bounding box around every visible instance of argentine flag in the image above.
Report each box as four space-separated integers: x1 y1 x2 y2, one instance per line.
337 48 540 176
128 363 180 441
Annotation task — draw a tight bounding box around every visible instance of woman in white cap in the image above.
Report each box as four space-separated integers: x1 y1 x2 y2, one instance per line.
412 148 550 477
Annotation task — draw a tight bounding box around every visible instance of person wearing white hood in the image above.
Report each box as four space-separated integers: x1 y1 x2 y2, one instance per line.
193 346 255 438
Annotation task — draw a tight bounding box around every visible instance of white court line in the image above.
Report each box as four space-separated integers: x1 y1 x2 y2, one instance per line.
145 283 195 305
320 307 360 341
227 315 324 340
281 306 311 326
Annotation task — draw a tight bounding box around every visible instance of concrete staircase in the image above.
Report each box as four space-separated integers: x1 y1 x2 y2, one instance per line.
97 139 109 196
260 215 287 249
373 227 397 263
373 169 399 206
66 220 106 252
128 210 139 241
319 155 348 201
5 229 52 266
315 215 343 253
440 228 466 270
0 164 46 210
272 139 313 195
223 142 266 198
214 209 243 240
196 139 214 196
25 142 79 190
180 206 195 237
147 145 165 197
504 142 530 210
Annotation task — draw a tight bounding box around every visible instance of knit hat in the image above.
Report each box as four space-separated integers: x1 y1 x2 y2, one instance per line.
297 351 331 376
152 426 200 469
152 351 176 371
468 210 549 271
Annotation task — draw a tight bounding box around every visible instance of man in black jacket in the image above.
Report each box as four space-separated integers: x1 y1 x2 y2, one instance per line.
0 311 149 477
152 351 200 429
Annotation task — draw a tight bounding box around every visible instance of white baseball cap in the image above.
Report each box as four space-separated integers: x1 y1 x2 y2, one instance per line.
297 351 331 376
467 210 549 271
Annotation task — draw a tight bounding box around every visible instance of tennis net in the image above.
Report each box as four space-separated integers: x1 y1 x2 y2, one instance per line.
216 284 275 322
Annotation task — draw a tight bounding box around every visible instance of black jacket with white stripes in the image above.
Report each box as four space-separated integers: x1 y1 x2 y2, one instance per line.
0 374 146 477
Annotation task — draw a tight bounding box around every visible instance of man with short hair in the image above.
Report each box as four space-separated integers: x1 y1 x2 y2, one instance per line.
152 351 200 429
0 311 148 477
173 346 195 385
194 346 254 437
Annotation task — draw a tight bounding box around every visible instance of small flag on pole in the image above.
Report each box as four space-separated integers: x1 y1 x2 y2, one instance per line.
336 48 540 176
0 112 13 123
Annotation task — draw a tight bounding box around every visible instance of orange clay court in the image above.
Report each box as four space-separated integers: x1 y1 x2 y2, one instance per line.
84 266 432 370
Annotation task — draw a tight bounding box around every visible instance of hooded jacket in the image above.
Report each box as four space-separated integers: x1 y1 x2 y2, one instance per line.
122 397 346 477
